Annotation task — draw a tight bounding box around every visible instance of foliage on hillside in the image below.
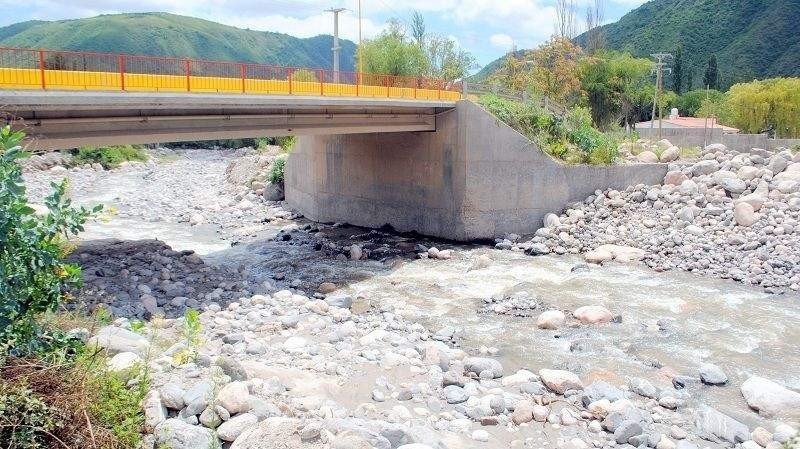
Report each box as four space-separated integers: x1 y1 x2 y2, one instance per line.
477 95 619 165
0 12 357 71
574 0 800 89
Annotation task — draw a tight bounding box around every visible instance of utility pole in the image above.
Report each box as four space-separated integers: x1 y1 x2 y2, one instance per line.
326 7 347 83
358 0 363 76
650 53 673 139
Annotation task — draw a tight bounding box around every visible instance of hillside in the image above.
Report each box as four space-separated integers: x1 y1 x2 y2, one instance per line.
477 0 800 89
577 0 800 88
0 13 357 71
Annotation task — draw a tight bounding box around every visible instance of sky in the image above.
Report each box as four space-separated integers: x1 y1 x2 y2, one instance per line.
1 0 649 69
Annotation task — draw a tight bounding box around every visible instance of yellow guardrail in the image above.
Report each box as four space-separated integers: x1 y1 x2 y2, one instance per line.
0 48 463 102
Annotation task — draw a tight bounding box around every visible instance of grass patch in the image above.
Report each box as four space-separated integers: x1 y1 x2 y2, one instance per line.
1 352 150 449
72 145 148 169
680 146 701 159
476 94 620 164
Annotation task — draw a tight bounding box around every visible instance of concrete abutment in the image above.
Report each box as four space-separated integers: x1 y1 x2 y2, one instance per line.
286 100 668 241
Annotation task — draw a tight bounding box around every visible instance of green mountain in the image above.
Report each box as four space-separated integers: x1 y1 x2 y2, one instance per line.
576 0 800 88
476 0 800 89
0 13 357 71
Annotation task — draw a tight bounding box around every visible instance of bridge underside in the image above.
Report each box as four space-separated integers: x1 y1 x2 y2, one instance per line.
1 91 453 150
287 101 669 240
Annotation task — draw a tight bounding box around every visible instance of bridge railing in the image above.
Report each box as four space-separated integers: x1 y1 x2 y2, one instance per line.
0 47 462 101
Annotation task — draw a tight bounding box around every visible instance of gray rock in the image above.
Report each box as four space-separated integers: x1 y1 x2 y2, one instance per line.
741 376 800 417
182 381 213 416
199 407 222 429
325 293 353 309
615 420 643 444
217 356 248 381
88 326 150 356
630 377 658 398
217 413 258 442
263 182 284 201
582 380 627 406
695 405 749 444
144 390 167 431
160 383 187 410
155 418 215 449
699 363 728 385
444 385 469 404
230 417 302 449
464 357 503 378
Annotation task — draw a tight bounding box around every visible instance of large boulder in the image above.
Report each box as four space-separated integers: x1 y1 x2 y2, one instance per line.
536 310 566 329
539 369 583 394
741 376 800 417
573 305 613 325
155 418 216 449
217 381 251 415
464 357 504 378
694 406 749 444
217 413 259 442
231 417 322 449
263 182 285 201
660 146 680 163
734 202 757 227
637 151 659 163
88 326 150 356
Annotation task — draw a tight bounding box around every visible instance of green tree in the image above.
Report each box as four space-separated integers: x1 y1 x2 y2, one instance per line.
676 89 725 117
358 16 474 82
580 50 653 128
358 21 428 77
724 78 800 137
672 44 683 94
703 55 718 89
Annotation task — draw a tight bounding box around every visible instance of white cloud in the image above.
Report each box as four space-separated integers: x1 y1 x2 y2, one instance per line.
489 33 514 49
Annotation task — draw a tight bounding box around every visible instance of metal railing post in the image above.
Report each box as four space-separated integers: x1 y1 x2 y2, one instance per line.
119 55 125 91
319 70 324 96
240 64 246 94
356 72 359 97
288 69 293 94
38 50 46 89
185 60 191 92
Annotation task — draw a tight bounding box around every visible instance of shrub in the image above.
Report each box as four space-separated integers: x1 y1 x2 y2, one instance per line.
0 382 61 449
477 95 620 164
0 126 101 354
268 156 287 184
72 145 147 169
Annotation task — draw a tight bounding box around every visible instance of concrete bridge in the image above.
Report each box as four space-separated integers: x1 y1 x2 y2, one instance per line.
0 45 666 240
0 90 666 241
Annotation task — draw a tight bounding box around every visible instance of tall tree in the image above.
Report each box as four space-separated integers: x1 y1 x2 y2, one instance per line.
410 11 426 47
672 44 683 94
703 55 718 89
358 20 428 77
555 0 577 39
584 0 606 54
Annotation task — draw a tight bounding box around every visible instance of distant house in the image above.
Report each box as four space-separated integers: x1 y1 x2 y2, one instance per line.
635 109 739 133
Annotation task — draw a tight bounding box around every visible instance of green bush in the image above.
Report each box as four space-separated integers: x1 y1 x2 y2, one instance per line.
72 145 147 169
477 95 620 164
268 156 287 184
0 126 101 354
0 382 61 449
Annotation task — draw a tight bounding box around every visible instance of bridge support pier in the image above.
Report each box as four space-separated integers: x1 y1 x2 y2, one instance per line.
286 101 668 241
